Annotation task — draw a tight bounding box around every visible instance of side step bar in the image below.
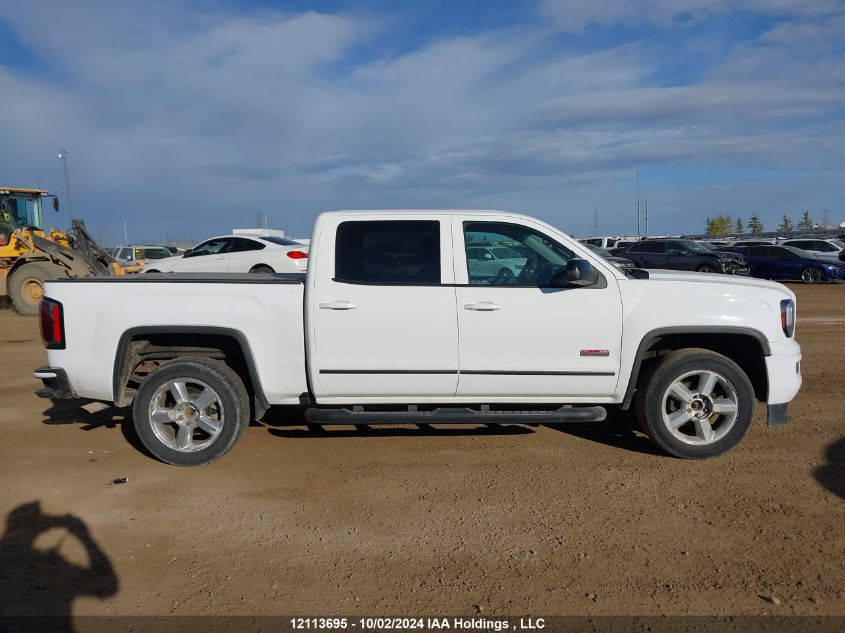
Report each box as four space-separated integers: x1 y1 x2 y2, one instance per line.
303 405 606 425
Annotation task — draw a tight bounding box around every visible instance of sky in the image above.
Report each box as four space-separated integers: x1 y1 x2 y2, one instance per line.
1 0 844 244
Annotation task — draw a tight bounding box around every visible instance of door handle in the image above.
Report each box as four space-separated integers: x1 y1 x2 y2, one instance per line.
464 301 501 311
319 300 358 310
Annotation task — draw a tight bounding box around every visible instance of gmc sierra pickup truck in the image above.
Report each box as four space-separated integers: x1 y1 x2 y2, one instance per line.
34 210 802 466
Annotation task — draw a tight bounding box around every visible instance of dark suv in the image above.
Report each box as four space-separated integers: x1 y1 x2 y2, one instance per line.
616 239 749 274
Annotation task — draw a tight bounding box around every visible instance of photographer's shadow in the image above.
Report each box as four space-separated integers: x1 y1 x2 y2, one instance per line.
0 501 118 629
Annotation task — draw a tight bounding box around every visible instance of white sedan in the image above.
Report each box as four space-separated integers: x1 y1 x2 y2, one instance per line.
141 235 308 274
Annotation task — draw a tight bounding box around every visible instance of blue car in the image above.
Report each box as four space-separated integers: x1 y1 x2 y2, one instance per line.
727 245 845 284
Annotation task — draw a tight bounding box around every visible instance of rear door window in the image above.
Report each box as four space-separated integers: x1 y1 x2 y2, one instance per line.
228 238 265 253
640 242 666 253
335 220 441 284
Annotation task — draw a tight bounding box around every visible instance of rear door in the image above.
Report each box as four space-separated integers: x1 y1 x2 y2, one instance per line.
743 246 766 277
224 237 266 272
453 216 622 398
638 241 667 268
309 216 459 399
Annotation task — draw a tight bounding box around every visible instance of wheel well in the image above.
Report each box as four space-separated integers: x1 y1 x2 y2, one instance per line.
114 331 268 418
249 264 275 273
625 332 768 407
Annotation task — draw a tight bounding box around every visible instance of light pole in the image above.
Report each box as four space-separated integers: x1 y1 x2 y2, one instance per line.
57 149 74 226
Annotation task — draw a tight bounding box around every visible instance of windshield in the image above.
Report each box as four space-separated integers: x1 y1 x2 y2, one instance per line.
697 242 718 251
136 247 172 260
262 236 301 246
0 195 44 230
829 240 845 249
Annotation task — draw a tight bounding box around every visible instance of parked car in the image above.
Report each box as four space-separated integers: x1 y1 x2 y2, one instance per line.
141 234 308 274
578 236 639 250
615 239 748 274
606 237 642 256
780 238 845 262
113 245 173 266
579 237 619 249
726 245 845 284
584 243 634 270
36 209 801 465
465 245 527 283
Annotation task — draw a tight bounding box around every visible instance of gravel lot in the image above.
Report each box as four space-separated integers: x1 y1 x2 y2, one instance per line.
0 285 843 618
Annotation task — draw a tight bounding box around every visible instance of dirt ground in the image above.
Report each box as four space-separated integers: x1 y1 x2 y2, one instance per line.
0 285 843 619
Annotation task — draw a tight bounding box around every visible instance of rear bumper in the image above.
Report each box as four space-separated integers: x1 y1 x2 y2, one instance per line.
33 366 77 399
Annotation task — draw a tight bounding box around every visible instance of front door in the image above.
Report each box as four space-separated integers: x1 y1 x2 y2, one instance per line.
453 216 623 399
309 216 459 400
176 237 231 272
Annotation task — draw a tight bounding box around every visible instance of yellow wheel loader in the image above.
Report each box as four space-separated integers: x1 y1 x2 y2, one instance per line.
0 187 140 316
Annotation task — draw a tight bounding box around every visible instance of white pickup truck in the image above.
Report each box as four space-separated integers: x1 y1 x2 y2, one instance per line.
34 210 802 466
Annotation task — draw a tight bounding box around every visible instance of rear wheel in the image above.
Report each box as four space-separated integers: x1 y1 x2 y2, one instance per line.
132 359 250 466
801 267 822 284
9 262 68 316
494 267 514 284
250 265 274 273
635 349 754 459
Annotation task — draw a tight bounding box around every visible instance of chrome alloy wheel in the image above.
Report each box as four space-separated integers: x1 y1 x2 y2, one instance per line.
661 370 739 446
147 378 224 452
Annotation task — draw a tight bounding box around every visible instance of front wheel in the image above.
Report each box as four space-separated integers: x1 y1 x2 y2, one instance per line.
132 358 250 466
697 264 717 273
493 267 515 284
635 349 755 459
801 267 822 284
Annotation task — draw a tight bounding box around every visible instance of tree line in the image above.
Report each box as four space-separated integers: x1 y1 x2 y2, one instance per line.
704 210 831 236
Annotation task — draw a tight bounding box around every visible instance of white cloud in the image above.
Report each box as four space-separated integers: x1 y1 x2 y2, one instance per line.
539 0 844 32
0 0 843 240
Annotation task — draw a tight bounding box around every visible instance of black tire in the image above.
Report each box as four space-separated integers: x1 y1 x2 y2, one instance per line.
132 358 250 466
144 269 161 274
697 264 716 273
9 262 68 316
250 265 275 273
801 267 822 284
635 348 755 459
493 267 515 284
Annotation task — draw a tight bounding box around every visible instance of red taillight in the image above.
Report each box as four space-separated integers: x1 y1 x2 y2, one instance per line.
0 233 7 246
286 250 308 259
39 299 65 349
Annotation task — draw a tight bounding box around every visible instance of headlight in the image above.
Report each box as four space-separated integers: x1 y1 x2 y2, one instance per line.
780 299 795 338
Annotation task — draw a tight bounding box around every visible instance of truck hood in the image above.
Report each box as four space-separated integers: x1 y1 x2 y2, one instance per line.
638 269 793 295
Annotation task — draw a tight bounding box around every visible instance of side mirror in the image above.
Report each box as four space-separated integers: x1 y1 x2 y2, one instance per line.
553 258 600 287
52 197 60 212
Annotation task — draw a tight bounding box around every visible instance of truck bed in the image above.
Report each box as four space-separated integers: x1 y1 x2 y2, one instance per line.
43 273 308 405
